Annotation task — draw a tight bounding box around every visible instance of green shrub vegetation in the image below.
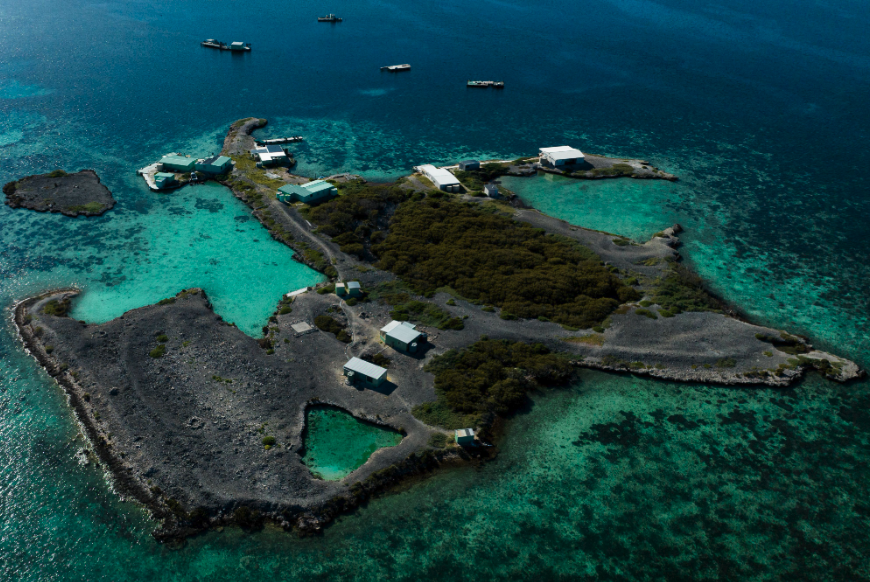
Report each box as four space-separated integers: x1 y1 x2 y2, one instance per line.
755 332 810 355
716 358 737 368
427 432 450 448
314 315 351 343
652 264 721 315
412 401 480 431
149 344 166 358
635 308 657 319
64 202 106 214
262 436 276 447
158 297 176 305
309 180 411 260
375 199 638 328
42 299 70 317
453 163 511 191
420 339 574 419
368 282 464 330
155 334 169 343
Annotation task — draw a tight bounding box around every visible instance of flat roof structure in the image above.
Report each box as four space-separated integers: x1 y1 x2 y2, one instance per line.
419 164 461 191
252 145 288 164
291 322 313 334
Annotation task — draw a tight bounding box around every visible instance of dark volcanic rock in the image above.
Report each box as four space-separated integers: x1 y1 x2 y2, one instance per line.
3 169 115 217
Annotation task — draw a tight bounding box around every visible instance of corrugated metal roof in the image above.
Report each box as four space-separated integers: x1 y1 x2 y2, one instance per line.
380 320 402 334
347 281 360 289
302 180 335 193
344 357 387 380
388 325 423 345
419 164 460 187
455 428 475 438
539 146 584 161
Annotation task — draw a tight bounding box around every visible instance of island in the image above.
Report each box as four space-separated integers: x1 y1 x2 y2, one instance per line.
3 169 115 217
13 118 862 541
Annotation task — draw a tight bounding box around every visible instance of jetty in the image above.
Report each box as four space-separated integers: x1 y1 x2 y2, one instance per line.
255 136 304 146
201 39 251 51
467 81 504 88
381 64 411 72
317 14 342 22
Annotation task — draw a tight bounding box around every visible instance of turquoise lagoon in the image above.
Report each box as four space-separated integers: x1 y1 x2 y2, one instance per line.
3 0 870 580
302 407 404 481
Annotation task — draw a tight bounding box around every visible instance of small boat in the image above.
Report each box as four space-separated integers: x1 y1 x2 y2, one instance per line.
318 14 343 22
467 80 504 88
381 64 411 72
201 39 251 51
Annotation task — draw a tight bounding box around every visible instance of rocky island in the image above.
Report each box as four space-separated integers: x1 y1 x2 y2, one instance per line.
3 169 115 217
14 118 862 540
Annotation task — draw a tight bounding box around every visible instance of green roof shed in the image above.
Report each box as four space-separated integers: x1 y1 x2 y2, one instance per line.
160 155 196 172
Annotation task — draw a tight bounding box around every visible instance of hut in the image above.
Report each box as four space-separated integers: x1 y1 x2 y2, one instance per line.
153 172 177 190
277 180 337 205
343 357 387 388
380 320 427 354
484 183 499 198
458 160 480 171
455 428 475 445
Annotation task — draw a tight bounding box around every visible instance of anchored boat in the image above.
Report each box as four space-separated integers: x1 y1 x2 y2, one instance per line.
318 14 342 22
467 80 504 88
201 39 251 51
255 136 304 146
381 64 411 72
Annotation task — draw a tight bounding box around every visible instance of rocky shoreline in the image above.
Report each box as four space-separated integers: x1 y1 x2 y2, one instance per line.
3 169 115 217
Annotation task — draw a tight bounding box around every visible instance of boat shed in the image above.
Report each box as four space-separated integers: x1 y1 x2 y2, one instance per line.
277 180 338 205
455 428 475 445
419 164 461 192
153 172 177 190
458 160 480 171
195 155 233 175
159 155 196 173
343 357 387 388
251 145 289 167
380 320 427 354
539 146 585 168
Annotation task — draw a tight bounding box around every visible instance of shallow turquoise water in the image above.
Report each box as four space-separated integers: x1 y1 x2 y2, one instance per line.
0 180 322 335
3 0 870 579
302 407 404 480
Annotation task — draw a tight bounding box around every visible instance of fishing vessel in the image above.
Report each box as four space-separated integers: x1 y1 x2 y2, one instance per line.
317 14 343 22
381 64 411 72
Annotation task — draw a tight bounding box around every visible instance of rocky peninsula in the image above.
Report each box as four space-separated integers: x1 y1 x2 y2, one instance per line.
14 117 862 540
3 169 115 217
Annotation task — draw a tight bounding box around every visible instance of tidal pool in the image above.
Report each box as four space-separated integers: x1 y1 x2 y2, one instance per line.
302 406 403 480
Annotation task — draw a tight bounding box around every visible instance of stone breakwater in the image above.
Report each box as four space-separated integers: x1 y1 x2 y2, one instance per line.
3 169 115 217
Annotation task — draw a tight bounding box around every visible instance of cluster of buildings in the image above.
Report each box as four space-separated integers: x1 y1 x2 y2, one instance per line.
150 154 234 190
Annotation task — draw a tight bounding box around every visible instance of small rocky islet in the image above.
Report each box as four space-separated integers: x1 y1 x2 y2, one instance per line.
3 169 115 217
13 117 863 540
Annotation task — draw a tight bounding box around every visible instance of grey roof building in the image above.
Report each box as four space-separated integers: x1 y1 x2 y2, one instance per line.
343 357 387 387
380 320 427 354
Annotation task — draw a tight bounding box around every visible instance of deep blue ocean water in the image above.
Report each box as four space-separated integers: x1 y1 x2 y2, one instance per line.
2 0 870 579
